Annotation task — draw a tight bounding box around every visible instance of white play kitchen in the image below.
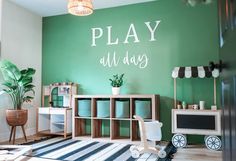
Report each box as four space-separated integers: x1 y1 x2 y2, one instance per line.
171 66 222 151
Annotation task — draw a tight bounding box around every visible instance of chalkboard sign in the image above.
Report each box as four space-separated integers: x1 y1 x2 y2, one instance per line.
177 114 216 130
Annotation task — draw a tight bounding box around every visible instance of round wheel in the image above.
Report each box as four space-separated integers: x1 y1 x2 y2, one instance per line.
172 133 187 148
131 149 140 158
129 145 136 152
205 135 221 151
158 150 166 158
204 135 208 141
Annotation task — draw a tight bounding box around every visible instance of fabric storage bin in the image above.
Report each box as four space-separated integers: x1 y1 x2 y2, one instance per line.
115 100 130 118
97 100 110 118
135 100 151 119
78 99 91 117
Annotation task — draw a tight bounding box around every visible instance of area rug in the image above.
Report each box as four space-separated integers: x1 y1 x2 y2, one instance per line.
23 137 176 161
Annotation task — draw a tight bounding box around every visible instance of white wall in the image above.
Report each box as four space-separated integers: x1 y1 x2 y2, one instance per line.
0 0 42 142
0 0 2 41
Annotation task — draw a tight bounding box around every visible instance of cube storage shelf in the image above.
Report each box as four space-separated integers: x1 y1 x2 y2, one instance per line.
72 95 160 142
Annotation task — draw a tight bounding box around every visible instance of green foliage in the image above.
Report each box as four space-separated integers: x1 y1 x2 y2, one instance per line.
0 60 36 110
109 74 124 87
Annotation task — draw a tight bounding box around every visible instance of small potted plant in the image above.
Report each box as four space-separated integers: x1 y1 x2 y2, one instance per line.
0 59 35 138
109 74 124 95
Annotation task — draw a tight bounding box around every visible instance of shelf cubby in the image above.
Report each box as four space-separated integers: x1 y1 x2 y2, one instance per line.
112 98 130 119
74 118 91 137
132 98 152 120
92 119 110 138
76 98 92 117
92 98 110 118
111 120 130 140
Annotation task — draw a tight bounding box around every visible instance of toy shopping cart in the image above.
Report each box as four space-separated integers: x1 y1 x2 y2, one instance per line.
130 115 166 158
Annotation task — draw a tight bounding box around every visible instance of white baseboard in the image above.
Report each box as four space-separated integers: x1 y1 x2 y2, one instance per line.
0 127 36 143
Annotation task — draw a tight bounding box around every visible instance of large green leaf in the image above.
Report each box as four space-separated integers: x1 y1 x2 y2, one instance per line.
0 60 21 81
21 68 36 77
2 82 17 90
24 84 35 89
19 77 33 86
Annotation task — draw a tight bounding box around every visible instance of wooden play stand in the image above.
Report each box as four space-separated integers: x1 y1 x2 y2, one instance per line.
37 82 78 138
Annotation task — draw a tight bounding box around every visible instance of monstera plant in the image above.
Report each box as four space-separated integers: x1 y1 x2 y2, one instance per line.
0 59 35 142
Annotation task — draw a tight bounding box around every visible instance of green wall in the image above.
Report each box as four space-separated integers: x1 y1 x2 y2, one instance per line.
42 0 219 142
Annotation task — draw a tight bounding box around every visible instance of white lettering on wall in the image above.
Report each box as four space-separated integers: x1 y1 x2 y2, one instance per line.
123 23 140 44
107 26 119 45
91 20 161 46
100 52 120 67
91 20 161 69
100 51 148 69
91 28 103 46
145 20 161 41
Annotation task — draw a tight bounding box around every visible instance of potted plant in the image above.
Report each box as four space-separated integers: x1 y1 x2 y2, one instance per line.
0 60 35 131
109 74 124 95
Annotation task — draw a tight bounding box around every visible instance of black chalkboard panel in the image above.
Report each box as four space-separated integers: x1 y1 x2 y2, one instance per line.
177 114 215 130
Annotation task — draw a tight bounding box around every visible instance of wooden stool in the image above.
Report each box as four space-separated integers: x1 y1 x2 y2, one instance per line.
9 126 27 145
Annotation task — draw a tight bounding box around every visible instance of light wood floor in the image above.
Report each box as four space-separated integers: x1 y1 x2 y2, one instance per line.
0 135 222 161
173 145 222 161
0 134 47 145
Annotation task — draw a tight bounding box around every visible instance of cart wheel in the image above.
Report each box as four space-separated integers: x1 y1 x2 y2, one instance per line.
205 135 221 151
131 149 140 158
129 145 136 152
172 133 187 148
204 135 208 141
158 150 167 158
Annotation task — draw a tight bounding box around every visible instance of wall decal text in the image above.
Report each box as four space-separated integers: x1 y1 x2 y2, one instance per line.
91 20 160 69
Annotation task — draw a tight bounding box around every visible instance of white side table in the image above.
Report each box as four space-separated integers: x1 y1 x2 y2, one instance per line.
37 107 72 138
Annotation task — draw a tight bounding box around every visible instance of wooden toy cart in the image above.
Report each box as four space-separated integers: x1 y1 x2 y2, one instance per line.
171 66 222 151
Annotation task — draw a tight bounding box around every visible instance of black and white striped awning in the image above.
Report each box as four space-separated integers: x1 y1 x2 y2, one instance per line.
172 66 219 78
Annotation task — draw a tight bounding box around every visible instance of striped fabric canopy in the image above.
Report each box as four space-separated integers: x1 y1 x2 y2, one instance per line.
172 66 219 78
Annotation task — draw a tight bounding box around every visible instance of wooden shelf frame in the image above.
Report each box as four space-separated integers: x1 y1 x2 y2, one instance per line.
72 94 160 142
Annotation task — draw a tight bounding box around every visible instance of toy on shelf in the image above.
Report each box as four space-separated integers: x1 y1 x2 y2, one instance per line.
171 66 221 151
42 82 78 108
130 115 166 158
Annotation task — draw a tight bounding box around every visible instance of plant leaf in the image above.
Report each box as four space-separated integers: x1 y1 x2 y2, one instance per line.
24 84 35 89
24 88 35 95
23 96 34 102
2 82 17 90
19 77 32 86
21 68 36 77
0 60 21 81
